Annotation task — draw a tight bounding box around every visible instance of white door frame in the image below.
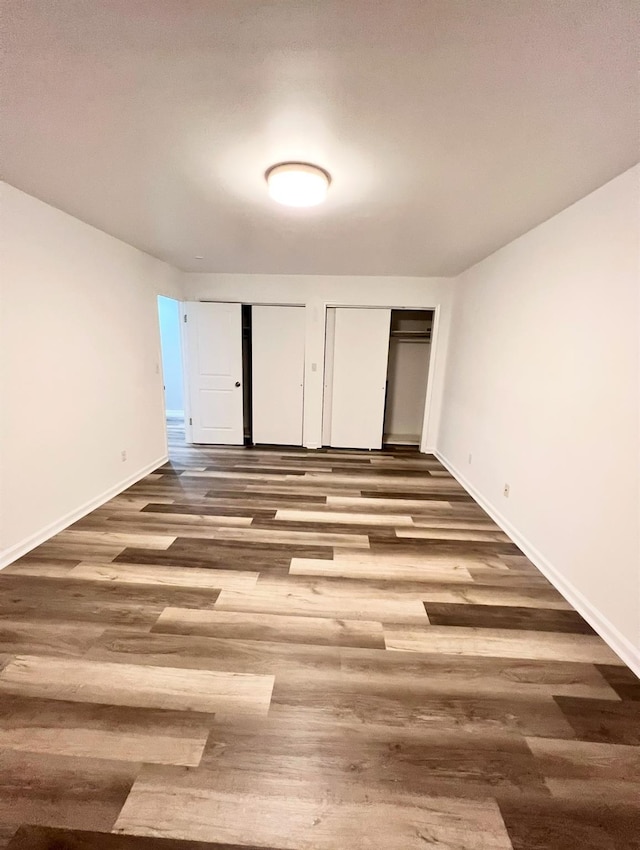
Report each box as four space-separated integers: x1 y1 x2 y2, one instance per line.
320 302 440 454
182 302 245 445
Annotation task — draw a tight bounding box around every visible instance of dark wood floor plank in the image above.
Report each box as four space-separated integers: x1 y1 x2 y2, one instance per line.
0 574 222 610
553 696 640 745
115 540 333 572
6 825 285 849
0 825 17 849
497 796 640 850
424 602 596 634
141 503 278 519
0 749 139 833
595 664 640 701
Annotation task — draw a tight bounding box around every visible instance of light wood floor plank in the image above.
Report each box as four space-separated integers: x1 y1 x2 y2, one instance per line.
289 556 474 583
0 727 207 767
396 528 511 542
215 586 430 624
55 531 177 550
153 607 386 649
384 625 625 664
275 509 415 526
68 562 259 590
0 656 275 716
114 772 513 849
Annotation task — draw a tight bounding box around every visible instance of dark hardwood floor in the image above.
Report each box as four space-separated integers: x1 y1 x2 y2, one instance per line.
0 419 638 849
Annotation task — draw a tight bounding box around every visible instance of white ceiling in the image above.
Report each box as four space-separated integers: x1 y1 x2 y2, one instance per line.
2 1 638 276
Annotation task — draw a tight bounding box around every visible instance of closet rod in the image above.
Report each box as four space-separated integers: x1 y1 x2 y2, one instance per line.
390 332 431 341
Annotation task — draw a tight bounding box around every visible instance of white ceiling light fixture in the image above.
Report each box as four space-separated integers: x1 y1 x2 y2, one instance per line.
265 162 331 207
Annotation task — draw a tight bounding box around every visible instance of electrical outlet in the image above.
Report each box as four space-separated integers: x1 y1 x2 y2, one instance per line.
121 450 127 463
503 483 510 498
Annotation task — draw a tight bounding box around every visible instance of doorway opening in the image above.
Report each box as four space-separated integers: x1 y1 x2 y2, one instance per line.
157 295 185 446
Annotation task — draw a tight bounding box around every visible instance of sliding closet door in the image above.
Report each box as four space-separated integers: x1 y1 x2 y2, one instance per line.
252 306 305 445
330 307 391 449
184 301 244 444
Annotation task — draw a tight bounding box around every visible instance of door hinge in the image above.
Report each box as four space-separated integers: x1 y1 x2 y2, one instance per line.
184 314 188 323
189 417 193 425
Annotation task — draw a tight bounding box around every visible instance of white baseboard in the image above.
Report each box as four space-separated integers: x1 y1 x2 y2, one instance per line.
165 409 184 419
0 455 168 570
435 450 640 678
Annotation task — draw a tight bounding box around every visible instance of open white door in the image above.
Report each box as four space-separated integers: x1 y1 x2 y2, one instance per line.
329 307 391 449
252 306 305 445
184 301 244 444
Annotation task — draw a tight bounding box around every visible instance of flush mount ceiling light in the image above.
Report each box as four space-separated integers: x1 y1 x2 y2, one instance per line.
265 162 331 207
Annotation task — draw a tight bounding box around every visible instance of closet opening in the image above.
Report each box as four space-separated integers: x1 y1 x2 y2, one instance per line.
383 309 433 447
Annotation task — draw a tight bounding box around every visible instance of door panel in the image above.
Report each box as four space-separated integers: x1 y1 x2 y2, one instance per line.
252 306 305 445
185 302 244 444
329 308 391 449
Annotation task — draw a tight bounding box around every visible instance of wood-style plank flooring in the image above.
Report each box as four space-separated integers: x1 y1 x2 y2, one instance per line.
0 419 638 850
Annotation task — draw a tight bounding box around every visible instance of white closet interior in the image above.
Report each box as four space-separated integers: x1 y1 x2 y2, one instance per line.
383 309 433 446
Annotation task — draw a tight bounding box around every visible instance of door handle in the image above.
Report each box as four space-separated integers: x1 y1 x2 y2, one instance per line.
235 381 241 388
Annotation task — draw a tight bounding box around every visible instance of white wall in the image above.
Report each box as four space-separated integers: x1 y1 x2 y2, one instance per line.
438 165 640 672
0 182 183 566
157 295 185 416
183 274 455 451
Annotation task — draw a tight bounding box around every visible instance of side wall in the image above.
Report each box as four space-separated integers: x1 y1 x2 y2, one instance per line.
182 274 455 451
438 165 640 672
0 183 183 566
